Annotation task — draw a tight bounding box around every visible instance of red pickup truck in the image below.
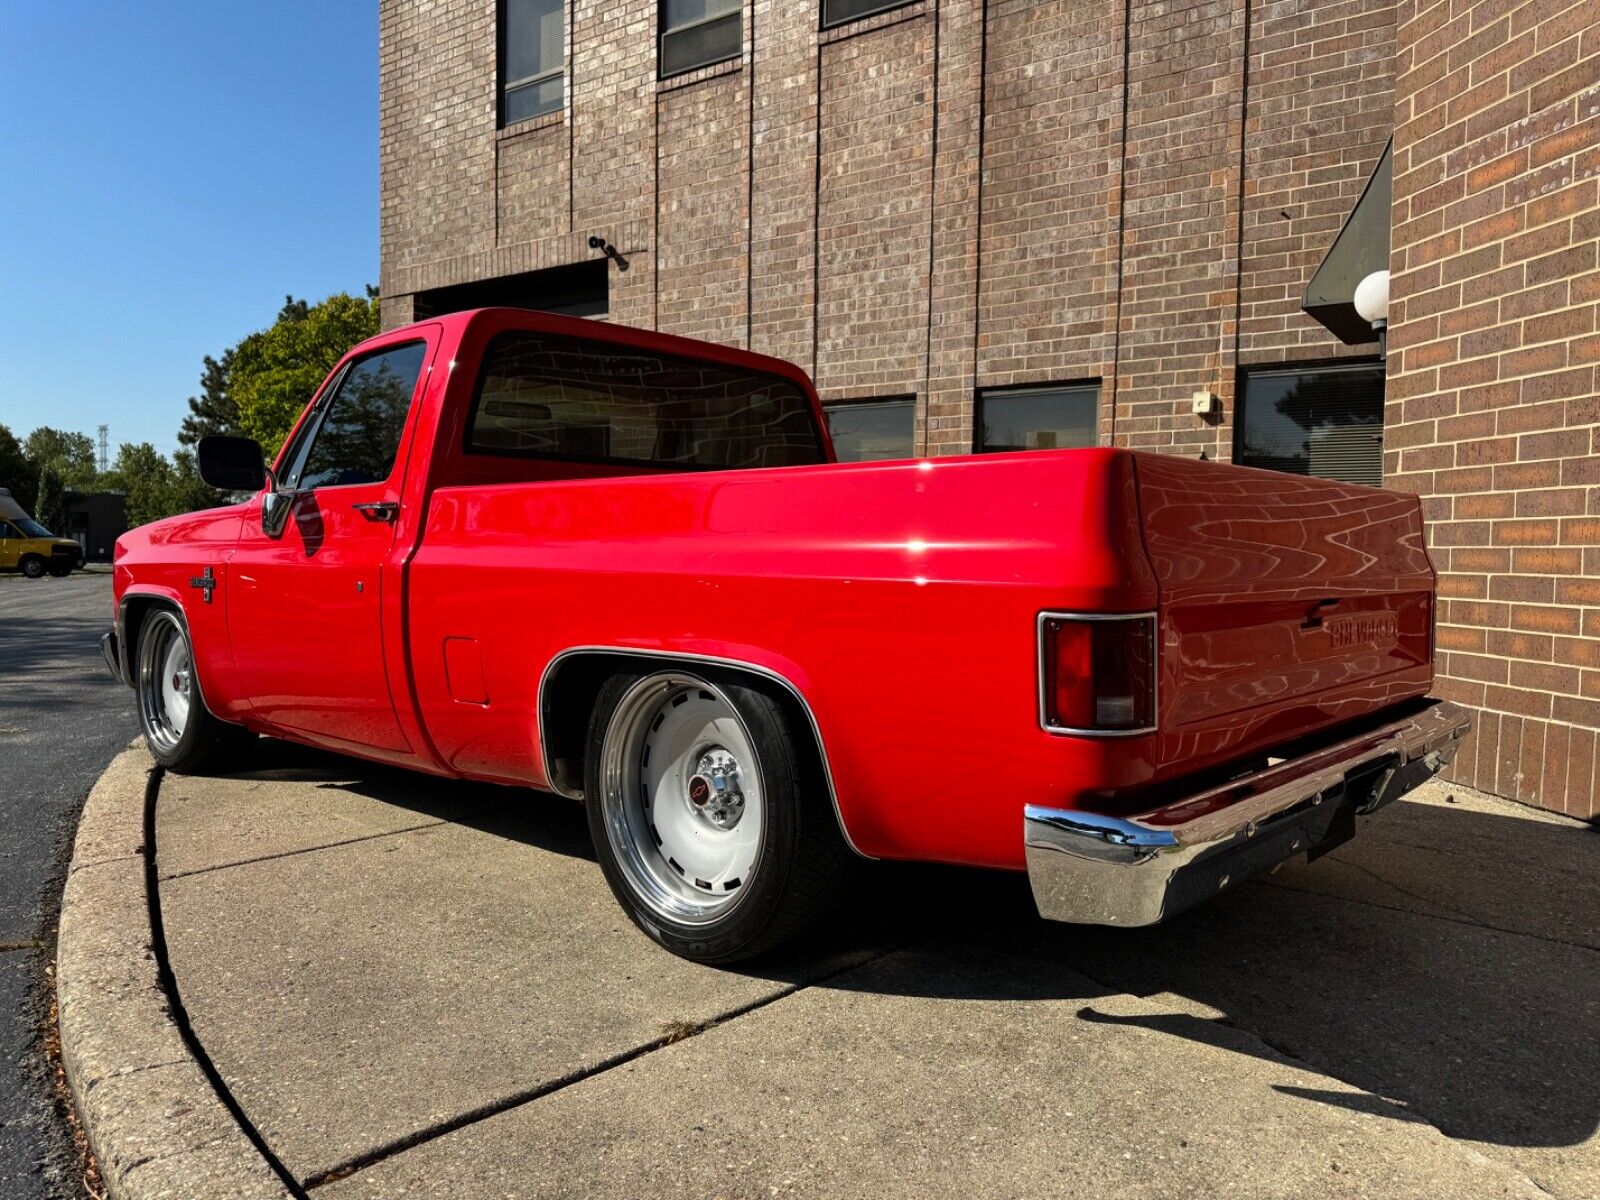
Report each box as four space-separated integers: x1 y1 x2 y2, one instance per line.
102 308 1469 962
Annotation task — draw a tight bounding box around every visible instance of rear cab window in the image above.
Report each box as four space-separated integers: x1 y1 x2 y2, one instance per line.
465 331 827 472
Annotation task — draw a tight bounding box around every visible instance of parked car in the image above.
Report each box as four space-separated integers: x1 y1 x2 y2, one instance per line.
100 309 1469 962
0 492 85 577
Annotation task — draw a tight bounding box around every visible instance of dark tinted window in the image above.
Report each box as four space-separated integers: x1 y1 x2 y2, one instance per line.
660 0 740 76
823 0 913 27
1237 362 1384 487
976 384 1098 453
503 0 565 124
297 343 427 489
827 399 915 462
468 331 825 470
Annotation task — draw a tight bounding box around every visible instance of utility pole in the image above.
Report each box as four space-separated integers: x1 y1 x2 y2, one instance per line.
97 425 109 473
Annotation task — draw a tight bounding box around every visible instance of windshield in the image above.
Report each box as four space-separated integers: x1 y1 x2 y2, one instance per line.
14 518 54 538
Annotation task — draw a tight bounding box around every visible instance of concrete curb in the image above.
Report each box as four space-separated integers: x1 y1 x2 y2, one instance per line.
55 743 296 1200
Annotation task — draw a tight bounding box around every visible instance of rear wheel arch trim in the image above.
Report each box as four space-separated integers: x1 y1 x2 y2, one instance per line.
537 646 870 859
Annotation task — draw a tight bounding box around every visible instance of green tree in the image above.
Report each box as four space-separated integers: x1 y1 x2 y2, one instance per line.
100 443 177 528
177 349 240 447
232 291 379 456
0 423 39 504
170 449 222 513
34 467 66 534
23 427 97 489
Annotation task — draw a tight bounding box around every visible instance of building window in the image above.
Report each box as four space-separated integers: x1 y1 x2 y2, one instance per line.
826 398 915 462
660 0 741 78
975 384 1098 453
822 0 915 29
1236 362 1384 487
502 0 565 125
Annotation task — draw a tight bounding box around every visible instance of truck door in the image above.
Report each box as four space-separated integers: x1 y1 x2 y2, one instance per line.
226 333 436 755
0 521 18 570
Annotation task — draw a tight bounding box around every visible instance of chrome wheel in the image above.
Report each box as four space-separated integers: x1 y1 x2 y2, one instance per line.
138 612 193 755
597 674 766 926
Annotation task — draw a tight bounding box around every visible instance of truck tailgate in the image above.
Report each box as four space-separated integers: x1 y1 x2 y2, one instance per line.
1132 453 1435 761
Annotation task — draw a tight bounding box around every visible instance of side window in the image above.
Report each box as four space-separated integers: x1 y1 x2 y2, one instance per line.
0 522 16 538
501 0 566 125
296 343 428 490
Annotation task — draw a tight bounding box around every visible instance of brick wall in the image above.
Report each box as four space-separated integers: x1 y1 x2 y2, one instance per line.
1239 0 1396 363
379 0 1600 816
1388 0 1600 818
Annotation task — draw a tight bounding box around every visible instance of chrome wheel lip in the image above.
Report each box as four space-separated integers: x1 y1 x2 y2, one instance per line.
598 673 765 927
137 612 192 755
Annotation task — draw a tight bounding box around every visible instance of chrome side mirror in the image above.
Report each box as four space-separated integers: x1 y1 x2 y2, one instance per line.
262 482 292 539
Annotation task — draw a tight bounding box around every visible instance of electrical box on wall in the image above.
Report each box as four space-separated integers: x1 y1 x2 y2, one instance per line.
1191 390 1220 417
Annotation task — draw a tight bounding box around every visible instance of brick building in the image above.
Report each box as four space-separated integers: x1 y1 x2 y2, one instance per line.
378 0 1599 818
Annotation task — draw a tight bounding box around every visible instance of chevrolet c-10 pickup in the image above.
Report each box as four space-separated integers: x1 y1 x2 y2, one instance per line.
101 307 1470 962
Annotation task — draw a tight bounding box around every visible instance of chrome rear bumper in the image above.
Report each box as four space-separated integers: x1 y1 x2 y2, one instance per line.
1024 699 1472 927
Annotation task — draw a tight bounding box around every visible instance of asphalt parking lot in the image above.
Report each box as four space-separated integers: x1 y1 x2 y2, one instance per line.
0 572 136 1199
122 736 1597 1198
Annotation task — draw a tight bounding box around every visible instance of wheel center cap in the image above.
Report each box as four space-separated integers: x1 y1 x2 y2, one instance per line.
688 748 745 831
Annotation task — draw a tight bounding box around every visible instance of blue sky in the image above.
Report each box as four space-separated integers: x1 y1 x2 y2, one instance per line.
0 3 378 460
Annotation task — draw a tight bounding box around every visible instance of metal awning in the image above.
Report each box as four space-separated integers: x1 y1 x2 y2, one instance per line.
1303 140 1391 345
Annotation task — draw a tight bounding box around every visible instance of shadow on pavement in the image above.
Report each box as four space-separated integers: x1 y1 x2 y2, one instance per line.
205 737 1599 1163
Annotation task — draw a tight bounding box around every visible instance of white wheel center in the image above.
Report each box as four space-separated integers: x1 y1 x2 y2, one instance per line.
600 677 766 924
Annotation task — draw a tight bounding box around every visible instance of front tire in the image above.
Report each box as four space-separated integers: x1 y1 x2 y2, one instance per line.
584 670 853 964
134 609 254 773
19 556 45 579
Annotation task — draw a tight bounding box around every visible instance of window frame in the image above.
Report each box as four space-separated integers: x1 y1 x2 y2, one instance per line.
820 0 918 31
1233 357 1386 486
500 0 567 128
973 380 1100 455
286 341 429 493
823 396 917 463
658 0 743 79
463 329 829 473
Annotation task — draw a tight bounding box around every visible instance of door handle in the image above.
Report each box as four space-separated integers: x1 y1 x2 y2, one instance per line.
352 502 399 524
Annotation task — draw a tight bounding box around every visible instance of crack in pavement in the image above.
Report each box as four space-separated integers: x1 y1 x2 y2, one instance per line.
1261 874 1600 954
300 943 904 1190
158 822 449 882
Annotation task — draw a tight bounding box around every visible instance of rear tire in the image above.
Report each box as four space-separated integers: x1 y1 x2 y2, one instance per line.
584 670 854 964
134 609 255 774
19 556 44 579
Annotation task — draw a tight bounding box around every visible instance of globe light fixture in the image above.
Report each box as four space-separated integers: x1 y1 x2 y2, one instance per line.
1354 269 1390 357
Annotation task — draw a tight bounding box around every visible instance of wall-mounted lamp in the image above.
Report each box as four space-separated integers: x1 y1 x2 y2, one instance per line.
1354 269 1390 359
588 234 629 272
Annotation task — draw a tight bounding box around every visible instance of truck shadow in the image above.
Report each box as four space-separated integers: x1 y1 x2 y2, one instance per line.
214 738 1597 1157
837 799 1599 1157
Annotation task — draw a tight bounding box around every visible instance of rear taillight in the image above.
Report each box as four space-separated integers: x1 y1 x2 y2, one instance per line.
1038 613 1157 735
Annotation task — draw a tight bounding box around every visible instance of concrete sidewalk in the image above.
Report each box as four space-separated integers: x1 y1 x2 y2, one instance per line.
73 740 1600 1197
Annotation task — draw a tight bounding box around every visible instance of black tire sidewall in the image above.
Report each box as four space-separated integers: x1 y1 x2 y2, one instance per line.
583 671 803 963
137 611 204 769
20 557 44 579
